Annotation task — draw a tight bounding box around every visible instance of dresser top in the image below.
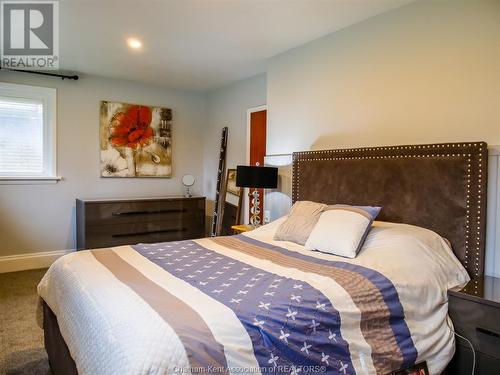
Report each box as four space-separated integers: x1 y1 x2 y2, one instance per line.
77 196 205 203
449 276 500 308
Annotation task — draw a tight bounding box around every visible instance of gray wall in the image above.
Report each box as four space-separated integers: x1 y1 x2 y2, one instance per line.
203 74 267 203
3 0 500 260
264 0 500 277
267 0 500 155
0 73 206 256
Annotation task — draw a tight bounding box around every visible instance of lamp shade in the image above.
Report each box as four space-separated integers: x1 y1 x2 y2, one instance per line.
236 166 278 189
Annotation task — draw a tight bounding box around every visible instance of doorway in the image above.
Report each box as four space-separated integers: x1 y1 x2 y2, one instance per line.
246 106 267 225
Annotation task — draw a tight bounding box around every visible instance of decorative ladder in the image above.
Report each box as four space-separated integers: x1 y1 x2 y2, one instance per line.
210 127 228 237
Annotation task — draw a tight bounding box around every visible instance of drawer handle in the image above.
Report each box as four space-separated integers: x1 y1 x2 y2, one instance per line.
112 228 187 237
476 326 500 339
112 209 186 216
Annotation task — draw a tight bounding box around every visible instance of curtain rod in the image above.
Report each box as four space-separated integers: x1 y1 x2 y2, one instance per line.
0 67 79 80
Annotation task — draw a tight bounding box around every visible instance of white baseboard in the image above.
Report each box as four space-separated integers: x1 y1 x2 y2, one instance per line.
0 250 72 273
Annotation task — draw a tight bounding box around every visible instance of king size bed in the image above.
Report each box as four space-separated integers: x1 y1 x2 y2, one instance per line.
37 142 488 375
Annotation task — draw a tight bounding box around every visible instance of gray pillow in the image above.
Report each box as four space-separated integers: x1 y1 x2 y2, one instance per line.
273 201 326 245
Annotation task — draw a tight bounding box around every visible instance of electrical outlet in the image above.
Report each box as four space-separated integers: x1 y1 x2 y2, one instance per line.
264 210 271 224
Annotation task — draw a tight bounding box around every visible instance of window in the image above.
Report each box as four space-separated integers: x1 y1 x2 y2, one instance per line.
0 82 57 182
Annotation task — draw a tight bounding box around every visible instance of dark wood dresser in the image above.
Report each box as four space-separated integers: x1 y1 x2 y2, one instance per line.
76 196 205 250
447 276 500 375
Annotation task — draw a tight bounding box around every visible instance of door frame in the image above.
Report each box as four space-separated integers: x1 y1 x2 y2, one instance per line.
244 105 267 224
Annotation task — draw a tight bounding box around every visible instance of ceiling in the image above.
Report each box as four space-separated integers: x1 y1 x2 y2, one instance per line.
59 0 413 91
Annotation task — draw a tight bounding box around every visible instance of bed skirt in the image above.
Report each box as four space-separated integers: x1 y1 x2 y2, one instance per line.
42 300 78 375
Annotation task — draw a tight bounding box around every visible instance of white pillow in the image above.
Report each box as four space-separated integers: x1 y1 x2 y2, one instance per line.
305 206 380 258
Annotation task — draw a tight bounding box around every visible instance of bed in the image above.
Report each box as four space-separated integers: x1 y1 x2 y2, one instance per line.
37 142 488 375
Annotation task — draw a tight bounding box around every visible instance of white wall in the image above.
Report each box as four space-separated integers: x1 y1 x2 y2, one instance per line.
267 0 500 155
203 74 267 201
0 73 206 256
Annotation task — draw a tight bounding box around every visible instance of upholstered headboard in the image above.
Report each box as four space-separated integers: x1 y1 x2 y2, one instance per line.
292 142 488 277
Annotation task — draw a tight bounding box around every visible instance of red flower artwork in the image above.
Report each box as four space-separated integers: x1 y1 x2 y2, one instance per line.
110 105 154 148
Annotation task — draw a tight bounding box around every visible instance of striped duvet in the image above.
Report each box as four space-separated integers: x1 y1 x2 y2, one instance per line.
38 219 469 375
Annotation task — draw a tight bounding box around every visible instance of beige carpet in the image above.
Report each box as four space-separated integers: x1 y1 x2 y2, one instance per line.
0 268 51 374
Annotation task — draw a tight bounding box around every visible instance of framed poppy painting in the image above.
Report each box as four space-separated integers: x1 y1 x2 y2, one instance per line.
99 101 172 177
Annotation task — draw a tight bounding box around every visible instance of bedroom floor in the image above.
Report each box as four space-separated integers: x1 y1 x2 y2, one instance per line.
0 268 51 374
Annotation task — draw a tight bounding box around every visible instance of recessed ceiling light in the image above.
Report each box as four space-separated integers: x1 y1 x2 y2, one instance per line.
127 37 142 50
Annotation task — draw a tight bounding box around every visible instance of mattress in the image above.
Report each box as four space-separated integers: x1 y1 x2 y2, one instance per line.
37 219 469 375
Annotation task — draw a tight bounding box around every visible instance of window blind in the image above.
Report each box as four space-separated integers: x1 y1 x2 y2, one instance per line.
0 97 44 175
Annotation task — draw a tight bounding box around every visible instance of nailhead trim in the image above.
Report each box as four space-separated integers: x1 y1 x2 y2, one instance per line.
291 142 485 277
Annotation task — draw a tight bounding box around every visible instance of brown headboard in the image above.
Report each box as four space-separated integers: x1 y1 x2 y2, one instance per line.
292 142 488 277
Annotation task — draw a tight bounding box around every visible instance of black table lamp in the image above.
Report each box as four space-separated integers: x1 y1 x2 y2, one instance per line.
236 165 278 227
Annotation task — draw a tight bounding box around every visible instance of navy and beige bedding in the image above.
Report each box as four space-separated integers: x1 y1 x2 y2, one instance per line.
38 218 468 375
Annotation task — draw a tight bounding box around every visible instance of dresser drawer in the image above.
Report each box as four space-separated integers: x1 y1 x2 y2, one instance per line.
449 295 500 359
85 219 204 249
85 199 204 225
447 338 500 375
76 197 206 250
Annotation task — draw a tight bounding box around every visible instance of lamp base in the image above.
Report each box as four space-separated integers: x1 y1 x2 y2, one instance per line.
249 189 261 227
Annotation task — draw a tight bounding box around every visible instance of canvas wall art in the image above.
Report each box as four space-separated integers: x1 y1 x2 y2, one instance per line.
100 101 172 177
226 169 240 196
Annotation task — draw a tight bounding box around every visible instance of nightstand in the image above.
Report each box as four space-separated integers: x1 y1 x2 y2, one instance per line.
447 276 500 375
231 225 254 234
